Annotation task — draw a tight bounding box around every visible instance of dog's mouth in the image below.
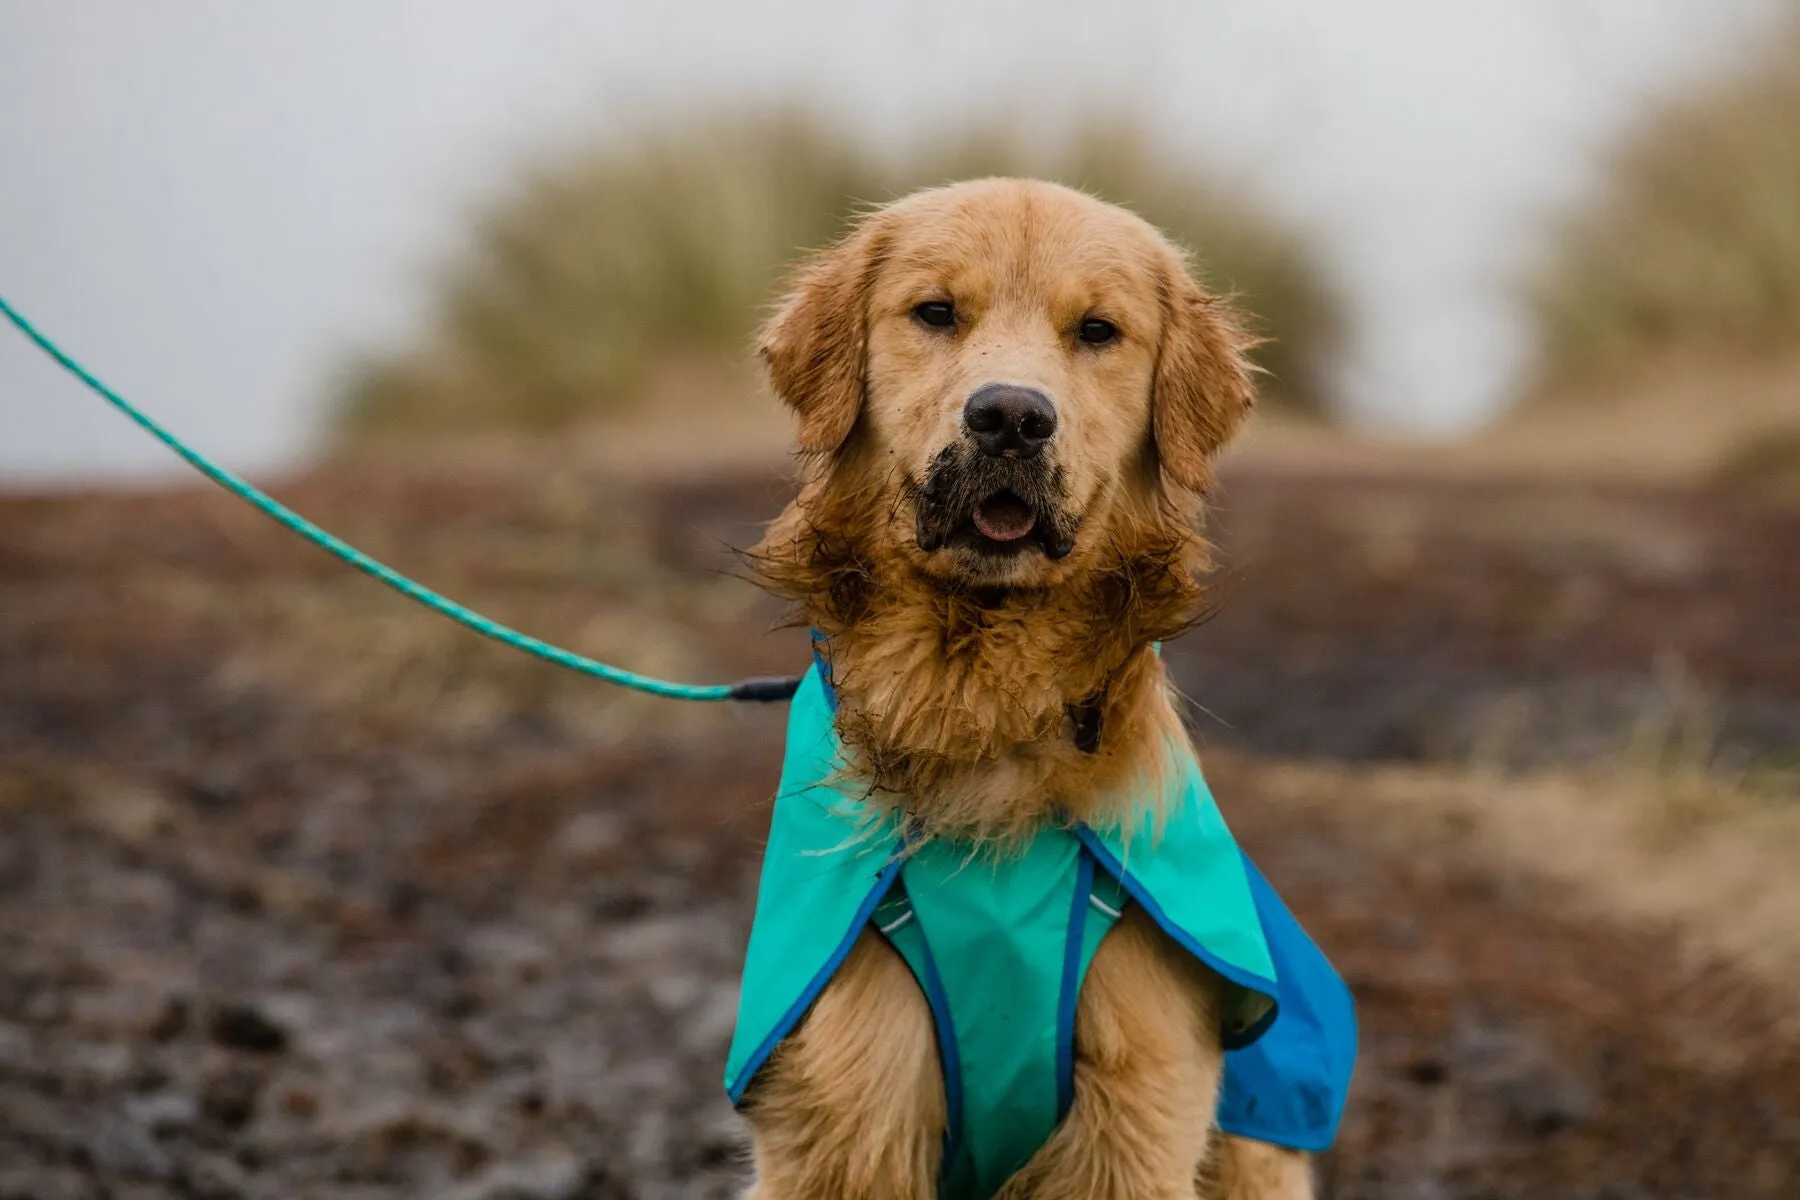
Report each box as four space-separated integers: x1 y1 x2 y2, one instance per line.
914 449 1078 564
970 490 1036 544
955 490 1075 559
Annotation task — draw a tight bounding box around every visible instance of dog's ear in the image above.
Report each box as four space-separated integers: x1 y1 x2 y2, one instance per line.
1152 255 1259 493
758 222 884 454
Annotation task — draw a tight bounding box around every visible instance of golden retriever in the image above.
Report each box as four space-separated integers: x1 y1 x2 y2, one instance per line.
744 178 1311 1200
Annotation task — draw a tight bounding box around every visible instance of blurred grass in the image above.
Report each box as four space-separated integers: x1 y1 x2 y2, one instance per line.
1528 20 1800 385
336 111 1343 439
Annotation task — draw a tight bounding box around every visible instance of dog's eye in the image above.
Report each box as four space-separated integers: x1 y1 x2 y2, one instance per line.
913 300 956 329
1078 317 1118 346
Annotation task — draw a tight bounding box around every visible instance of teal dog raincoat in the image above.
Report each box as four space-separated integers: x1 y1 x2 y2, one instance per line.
726 660 1356 1199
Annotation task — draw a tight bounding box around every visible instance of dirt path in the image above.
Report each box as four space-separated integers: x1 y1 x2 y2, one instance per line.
1 465 1796 1198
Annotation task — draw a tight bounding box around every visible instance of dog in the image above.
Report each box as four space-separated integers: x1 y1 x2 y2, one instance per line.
735 179 1326 1200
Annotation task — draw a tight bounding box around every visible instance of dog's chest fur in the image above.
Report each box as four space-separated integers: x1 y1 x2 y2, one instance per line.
821 616 1188 843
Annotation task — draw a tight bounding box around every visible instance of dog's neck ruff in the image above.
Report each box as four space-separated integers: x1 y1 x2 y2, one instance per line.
725 665 1357 1200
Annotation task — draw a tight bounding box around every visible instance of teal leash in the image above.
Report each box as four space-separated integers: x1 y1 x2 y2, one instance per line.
1 294 799 703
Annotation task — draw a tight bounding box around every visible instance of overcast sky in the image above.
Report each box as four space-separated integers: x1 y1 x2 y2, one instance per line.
1 0 1784 482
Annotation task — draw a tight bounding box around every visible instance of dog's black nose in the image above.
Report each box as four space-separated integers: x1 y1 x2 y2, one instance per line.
964 384 1058 459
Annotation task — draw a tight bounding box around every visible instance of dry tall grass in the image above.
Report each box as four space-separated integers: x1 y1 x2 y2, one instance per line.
337 111 1342 439
1528 20 1800 385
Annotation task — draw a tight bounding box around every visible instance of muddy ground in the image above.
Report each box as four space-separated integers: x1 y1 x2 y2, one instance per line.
1 462 1797 1199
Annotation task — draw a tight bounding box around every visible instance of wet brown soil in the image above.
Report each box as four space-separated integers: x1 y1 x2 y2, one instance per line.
1 463 1796 1198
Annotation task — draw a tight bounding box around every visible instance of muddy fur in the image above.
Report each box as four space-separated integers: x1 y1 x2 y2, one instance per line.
911 445 1079 560
752 450 1213 843
742 179 1308 1199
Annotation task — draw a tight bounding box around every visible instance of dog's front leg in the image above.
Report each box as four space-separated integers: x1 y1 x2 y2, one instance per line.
1205 1136 1314 1200
995 908 1227 1200
741 932 945 1200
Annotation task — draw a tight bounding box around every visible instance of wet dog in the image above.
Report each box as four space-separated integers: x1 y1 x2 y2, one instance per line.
743 179 1312 1200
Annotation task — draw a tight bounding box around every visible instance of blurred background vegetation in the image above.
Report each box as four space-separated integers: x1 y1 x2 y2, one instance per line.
334 112 1345 441
1527 16 1800 389
337 22 1800 457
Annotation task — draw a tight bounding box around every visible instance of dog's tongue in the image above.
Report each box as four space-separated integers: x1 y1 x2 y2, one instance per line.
972 493 1036 542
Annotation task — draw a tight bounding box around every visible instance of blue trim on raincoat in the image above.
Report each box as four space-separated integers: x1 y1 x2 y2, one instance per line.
1216 855 1358 1151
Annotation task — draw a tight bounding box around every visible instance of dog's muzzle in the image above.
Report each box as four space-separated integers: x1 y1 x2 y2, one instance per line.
914 442 1078 562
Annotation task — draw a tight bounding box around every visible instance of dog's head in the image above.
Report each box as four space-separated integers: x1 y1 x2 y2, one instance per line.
759 178 1257 591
